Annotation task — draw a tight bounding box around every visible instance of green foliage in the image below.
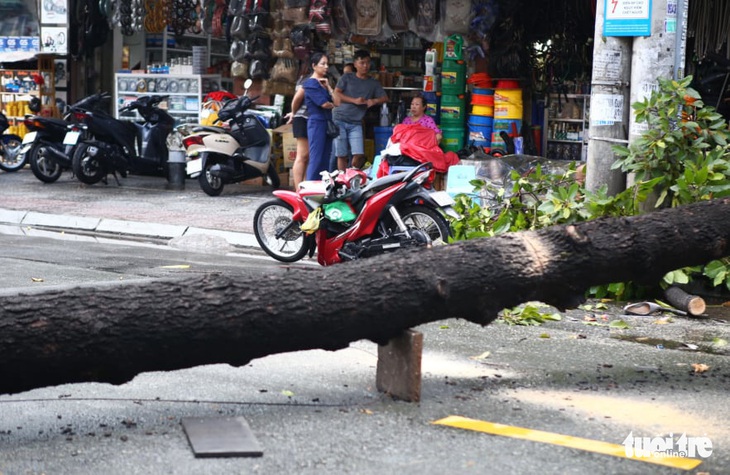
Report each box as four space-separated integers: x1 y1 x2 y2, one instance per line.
500 303 562 326
446 75 730 299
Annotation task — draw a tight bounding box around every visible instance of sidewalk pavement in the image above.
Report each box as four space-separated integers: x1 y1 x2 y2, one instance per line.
0 169 278 249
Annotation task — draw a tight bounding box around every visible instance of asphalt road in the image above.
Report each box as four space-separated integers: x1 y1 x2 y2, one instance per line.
1 168 729 474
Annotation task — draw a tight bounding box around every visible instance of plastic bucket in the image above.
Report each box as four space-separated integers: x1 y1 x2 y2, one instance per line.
374 126 393 157
468 123 492 145
441 126 465 152
441 60 466 95
491 119 522 150
471 94 494 106
494 88 523 119
440 94 466 126
443 34 464 61
423 92 440 123
493 118 522 134
496 79 520 89
471 105 494 116
468 115 494 127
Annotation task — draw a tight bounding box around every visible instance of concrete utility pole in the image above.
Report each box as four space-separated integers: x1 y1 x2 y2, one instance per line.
586 0 689 196
628 0 683 145
585 3 632 196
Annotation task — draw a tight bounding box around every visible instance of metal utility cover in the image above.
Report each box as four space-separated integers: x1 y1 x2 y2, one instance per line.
181 416 263 458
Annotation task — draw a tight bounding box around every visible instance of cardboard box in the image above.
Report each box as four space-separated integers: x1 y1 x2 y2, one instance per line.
281 131 297 168
273 123 297 168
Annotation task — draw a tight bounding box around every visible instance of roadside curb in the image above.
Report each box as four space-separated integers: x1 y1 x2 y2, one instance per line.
0 208 259 249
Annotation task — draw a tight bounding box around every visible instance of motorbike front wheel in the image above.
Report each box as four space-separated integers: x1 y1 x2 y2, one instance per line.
0 135 25 172
198 161 224 196
397 205 451 245
253 199 309 263
29 143 63 183
72 143 107 185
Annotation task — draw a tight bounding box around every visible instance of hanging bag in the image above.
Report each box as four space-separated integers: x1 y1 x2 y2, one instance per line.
356 0 382 36
326 119 340 138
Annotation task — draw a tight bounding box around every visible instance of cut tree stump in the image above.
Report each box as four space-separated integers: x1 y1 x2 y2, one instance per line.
2 199 730 394
664 285 707 316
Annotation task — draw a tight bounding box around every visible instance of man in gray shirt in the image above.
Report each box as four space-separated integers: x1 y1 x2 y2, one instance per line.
333 50 388 170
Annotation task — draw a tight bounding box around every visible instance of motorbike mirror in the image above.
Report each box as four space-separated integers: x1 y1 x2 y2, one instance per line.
243 78 253 93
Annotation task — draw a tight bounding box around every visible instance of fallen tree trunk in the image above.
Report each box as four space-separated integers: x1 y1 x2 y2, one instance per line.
2 199 730 394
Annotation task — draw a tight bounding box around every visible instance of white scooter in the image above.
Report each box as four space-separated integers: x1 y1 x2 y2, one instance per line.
182 79 280 196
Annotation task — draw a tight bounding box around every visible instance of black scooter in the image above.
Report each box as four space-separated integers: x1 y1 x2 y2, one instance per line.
69 95 175 185
21 93 111 183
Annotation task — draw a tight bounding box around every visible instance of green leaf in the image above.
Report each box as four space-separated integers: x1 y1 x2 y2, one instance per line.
609 320 630 329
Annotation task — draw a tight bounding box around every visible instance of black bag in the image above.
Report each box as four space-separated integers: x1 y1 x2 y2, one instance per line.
326 120 340 139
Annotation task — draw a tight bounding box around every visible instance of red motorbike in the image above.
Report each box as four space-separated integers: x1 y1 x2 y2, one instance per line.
253 162 457 266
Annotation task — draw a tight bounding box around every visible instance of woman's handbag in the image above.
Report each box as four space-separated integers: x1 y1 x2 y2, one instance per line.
326 119 340 139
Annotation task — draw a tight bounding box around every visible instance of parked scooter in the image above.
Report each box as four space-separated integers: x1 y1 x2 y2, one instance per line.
182 79 280 196
70 95 175 185
253 162 457 266
0 112 24 172
21 93 111 183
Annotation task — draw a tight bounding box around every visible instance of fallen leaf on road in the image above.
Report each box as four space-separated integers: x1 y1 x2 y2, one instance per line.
583 315 596 322
691 363 710 373
360 409 373 415
652 317 672 324
281 390 295 397
470 351 491 360
31 277 44 283
609 320 629 329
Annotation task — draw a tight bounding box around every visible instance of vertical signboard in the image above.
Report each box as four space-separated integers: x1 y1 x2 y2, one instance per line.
604 0 653 37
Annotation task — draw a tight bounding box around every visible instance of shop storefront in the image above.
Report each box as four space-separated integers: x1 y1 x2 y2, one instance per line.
2 0 730 167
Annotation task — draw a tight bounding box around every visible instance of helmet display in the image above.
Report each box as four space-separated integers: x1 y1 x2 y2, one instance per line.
29 96 41 113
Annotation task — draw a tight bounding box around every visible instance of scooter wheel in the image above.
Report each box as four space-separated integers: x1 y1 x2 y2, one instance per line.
198 162 224 196
29 143 63 183
253 199 309 263
72 143 107 185
0 135 25 172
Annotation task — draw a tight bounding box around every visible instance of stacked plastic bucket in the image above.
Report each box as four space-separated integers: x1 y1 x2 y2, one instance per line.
439 35 466 153
467 73 494 150
491 79 523 152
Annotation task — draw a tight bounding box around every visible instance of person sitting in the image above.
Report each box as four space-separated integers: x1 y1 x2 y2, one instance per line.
401 94 442 143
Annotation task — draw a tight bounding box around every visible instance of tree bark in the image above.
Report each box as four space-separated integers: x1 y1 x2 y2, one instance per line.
2 199 730 394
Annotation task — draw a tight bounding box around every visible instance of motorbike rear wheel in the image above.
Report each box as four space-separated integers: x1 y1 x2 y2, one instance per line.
397 205 451 245
0 135 25 172
29 143 63 183
253 199 309 263
199 161 224 196
72 143 107 185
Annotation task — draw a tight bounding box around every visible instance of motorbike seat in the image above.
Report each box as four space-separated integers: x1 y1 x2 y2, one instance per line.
349 172 407 208
191 125 227 134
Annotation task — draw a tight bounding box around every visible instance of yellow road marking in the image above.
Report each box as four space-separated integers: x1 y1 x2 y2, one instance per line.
159 265 191 269
432 416 702 471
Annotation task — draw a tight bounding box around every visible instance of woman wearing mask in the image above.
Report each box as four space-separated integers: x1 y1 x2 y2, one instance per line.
302 52 337 180
402 94 442 142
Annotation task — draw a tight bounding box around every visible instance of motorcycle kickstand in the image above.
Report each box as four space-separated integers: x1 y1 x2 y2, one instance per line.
388 206 411 238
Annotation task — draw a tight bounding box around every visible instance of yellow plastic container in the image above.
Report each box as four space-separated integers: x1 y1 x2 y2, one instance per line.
494 89 523 119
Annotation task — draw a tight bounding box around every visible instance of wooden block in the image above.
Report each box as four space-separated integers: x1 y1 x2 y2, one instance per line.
376 329 423 402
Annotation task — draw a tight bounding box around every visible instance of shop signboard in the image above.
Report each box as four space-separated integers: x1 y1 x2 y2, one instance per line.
604 0 653 37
